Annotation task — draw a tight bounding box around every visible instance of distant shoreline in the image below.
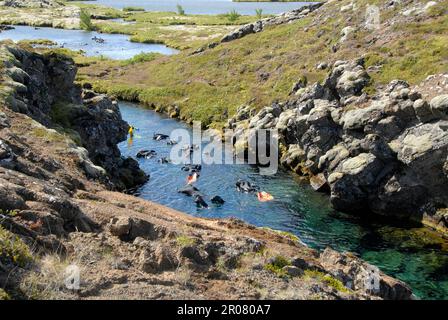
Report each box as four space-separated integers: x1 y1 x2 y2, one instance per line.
232 0 315 2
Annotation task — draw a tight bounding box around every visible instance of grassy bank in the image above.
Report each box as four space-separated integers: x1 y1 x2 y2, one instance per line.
0 2 265 49
76 0 448 128
72 3 266 49
232 0 313 2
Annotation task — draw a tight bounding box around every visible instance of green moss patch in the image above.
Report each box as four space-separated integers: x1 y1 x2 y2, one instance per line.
304 269 351 293
0 225 33 268
123 6 145 12
264 255 291 277
0 288 11 300
176 235 197 247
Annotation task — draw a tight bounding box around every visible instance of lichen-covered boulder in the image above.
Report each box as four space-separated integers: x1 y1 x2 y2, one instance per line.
328 153 384 212
430 94 448 120
324 59 370 104
387 120 448 210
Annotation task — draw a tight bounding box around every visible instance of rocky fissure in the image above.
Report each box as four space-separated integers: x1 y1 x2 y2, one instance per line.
228 58 448 232
0 45 414 300
0 45 148 191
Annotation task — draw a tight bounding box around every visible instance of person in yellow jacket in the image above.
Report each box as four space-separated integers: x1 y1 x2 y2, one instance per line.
128 126 135 137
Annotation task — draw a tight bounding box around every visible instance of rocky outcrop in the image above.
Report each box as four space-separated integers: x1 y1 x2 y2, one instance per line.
192 3 323 55
0 45 147 190
319 248 413 300
228 58 448 231
2 47 81 124
221 3 323 43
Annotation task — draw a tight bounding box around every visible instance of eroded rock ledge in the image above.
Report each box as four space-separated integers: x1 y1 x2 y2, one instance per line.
192 2 323 54
0 44 148 190
221 3 324 43
228 58 448 232
0 45 412 300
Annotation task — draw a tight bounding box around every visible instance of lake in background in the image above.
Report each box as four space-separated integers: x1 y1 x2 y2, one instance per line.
84 0 313 15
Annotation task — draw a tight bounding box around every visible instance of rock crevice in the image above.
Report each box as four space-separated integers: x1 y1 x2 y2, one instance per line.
0 45 148 191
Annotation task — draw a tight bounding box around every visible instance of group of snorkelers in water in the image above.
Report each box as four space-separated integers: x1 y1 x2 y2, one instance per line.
128 126 274 208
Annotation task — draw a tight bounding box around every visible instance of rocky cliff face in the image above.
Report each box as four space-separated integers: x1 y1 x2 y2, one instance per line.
0 45 148 190
0 45 412 300
228 59 448 232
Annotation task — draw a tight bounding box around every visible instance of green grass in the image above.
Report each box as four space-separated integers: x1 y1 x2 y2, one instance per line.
82 15 323 127
91 9 263 49
0 288 10 300
80 8 95 31
176 4 186 16
119 10 260 26
0 2 263 50
94 21 239 50
0 209 18 217
17 39 58 47
50 101 74 128
226 10 241 22
264 255 291 277
42 48 112 67
176 235 197 247
77 0 447 129
49 102 83 145
123 6 145 12
121 52 162 66
0 225 33 268
72 2 124 19
261 227 301 242
304 270 351 293
31 125 77 145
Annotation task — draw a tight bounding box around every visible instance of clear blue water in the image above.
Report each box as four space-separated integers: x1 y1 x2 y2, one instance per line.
84 0 313 15
0 25 177 59
118 101 448 300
